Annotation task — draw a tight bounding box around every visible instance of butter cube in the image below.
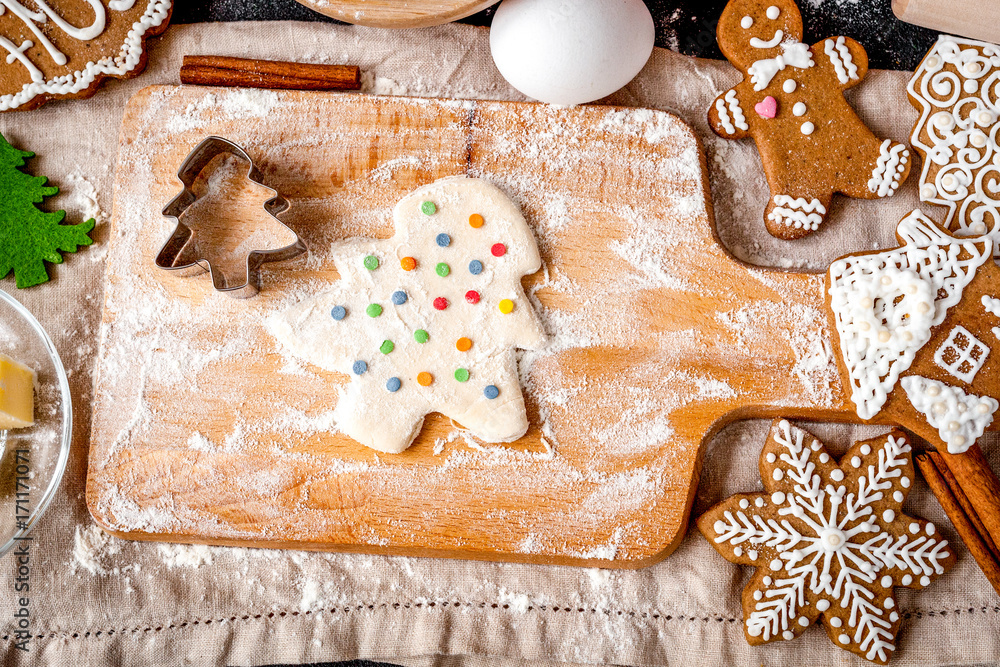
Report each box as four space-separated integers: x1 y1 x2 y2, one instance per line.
0 353 34 429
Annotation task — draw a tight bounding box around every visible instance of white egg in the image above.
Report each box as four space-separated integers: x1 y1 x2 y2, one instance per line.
490 0 655 106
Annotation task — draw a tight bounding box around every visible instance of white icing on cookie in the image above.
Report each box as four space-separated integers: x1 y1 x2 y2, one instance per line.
715 97 734 134
726 90 748 131
792 102 806 116
933 325 989 382
0 0 171 110
907 36 1000 249
710 421 951 663
900 376 998 453
268 176 546 453
800 121 814 135
751 29 784 50
783 79 796 93
748 42 815 91
828 211 991 419
868 140 910 197
741 15 753 29
824 36 859 84
767 195 826 231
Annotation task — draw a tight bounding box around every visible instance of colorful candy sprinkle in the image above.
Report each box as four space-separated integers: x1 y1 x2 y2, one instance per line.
484 385 500 399
414 329 429 344
364 255 379 270
366 303 383 317
498 299 514 314
436 233 451 247
380 340 394 354
465 290 480 304
454 368 470 382
433 297 448 310
400 256 417 271
417 371 434 386
330 305 347 320
469 213 484 228
436 262 450 277
391 290 408 305
469 260 483 275
386 377 401 392
491 243 506 257
421 201 436 215
456 337 472 352
353 360 367 375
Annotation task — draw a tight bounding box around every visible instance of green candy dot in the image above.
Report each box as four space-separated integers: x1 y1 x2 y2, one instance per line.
436 262 450 277
366 303 383 318
454 368 470 383
380 340 394 354
364 255 379 270
414 329 429 344
421 201 436 215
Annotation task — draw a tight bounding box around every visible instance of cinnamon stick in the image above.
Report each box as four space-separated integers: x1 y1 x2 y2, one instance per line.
939 444 1000 552
180 56 361 91
929 451 1000 561
914 452 1000 597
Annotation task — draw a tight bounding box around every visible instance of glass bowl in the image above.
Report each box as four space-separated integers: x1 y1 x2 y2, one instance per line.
0 289 72 558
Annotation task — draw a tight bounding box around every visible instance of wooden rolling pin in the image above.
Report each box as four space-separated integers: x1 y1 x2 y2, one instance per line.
893 0 1000 44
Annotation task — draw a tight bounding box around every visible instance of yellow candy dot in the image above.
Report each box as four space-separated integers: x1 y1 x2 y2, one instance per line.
469 213 484 228
456 337 472 352
417 372 434 386
498 299 514 314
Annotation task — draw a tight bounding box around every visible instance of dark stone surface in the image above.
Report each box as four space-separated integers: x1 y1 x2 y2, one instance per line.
172 0 939 71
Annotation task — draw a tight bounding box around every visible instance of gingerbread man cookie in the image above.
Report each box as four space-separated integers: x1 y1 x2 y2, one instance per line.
708 0 911 240
698 419 955 664
827 209 1000 454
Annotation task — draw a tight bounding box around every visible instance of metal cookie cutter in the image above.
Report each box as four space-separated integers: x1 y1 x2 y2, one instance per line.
156 136 306 299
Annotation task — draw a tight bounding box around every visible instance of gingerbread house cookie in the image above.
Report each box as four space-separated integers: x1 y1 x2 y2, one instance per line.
0 0 172 111
908 36 1000 247
827 209 1000 453
709 0 911 240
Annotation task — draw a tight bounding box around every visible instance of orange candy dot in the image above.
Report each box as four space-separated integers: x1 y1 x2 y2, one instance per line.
498 299 514 314
469 213 484 229
456 337 473 352
417 372 434 386
400 257 417 271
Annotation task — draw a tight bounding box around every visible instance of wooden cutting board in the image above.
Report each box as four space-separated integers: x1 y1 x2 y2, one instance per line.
293 0 499 27
87 85 861 567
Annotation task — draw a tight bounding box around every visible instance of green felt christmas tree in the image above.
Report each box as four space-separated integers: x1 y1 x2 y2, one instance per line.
0 134 94 288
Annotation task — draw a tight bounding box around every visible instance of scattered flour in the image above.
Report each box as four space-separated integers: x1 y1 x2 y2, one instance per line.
157 543 215 569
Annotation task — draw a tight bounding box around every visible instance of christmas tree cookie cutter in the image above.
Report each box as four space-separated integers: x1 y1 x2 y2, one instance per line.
156 136 306 298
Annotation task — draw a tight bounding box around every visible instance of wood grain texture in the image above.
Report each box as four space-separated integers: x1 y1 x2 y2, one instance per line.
87 85 864 567
293 0 500 27
892 0 1000 44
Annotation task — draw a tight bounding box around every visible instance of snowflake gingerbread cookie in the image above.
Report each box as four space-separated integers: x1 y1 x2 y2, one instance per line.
709 0 911 240
269 176 545 454
827 210 1000 454
908 36 1000 249
698 420 955 664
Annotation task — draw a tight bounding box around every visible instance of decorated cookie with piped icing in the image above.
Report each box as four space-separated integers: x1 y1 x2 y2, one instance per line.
827 209 1000 454
0 0 172 111
908 36 1000 248
698 419 955 665
268 175 545 454
708 0 911 240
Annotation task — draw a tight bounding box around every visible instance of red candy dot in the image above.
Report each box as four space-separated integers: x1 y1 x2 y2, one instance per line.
433 297 448 310
491 243 507 257
465 290 481 304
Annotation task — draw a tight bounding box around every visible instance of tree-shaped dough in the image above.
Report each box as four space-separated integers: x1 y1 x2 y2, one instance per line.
269 176 546 453
0 134 94 288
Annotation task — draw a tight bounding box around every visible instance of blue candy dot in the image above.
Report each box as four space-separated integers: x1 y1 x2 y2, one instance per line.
436 233 451 247
331 305 347 320
469 260 483 275
392 290 408 305
484 385 500 400
386 377 401 392
352 360 368 375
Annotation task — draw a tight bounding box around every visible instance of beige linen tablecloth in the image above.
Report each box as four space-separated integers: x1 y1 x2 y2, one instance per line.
0 21 998 667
